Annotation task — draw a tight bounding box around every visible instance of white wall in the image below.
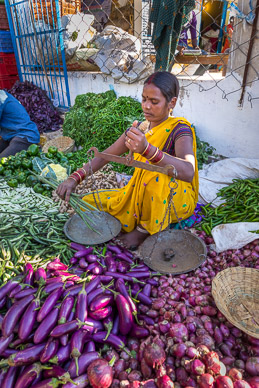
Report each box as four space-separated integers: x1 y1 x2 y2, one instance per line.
67 70 259 159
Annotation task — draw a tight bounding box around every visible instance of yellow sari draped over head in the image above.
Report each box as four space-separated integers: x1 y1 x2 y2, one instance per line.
83 117 199 235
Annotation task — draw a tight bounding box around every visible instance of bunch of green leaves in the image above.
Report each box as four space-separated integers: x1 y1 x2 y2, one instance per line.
192 125 217 170
63 91 144 173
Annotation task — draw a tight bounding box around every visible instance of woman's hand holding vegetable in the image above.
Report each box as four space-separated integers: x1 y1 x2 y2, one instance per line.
125 120 148 155
56 178 78 203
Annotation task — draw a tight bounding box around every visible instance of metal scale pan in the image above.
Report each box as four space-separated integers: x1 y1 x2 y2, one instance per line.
138 229 207 275
64 212 121 245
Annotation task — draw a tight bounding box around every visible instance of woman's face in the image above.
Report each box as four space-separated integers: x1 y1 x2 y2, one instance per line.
141 83 176 128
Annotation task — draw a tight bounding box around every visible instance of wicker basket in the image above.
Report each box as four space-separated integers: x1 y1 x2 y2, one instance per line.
42 136 75 154
212 267 259 338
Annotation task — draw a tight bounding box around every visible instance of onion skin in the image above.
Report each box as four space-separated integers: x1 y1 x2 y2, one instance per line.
215 376 234 388
245 357 259 376
233 381 251 388
248 376 259 388
143 343 166 369
87 359 113 388
156 375 174 388
198 373 215 388
203 351 221 375
228 368 243 382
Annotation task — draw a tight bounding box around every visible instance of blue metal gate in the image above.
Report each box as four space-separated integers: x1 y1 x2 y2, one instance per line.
5 0 71 108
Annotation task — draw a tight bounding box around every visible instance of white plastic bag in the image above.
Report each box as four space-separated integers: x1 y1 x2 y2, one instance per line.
211 222 259 252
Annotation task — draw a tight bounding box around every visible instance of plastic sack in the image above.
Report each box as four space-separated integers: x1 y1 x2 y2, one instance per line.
211 222 259 253
198 158 259 207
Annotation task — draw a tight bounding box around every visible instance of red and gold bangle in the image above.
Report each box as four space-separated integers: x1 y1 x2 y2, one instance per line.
79 167 87 176
152 150 165 164
68 175 80 184
73 171 83 183
77 170 86 181
148 147 159 161
141 143 151 157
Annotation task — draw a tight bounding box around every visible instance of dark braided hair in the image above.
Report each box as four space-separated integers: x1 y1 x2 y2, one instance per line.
144 71 179 102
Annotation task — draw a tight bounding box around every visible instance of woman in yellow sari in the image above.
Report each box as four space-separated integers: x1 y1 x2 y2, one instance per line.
57 71 198 249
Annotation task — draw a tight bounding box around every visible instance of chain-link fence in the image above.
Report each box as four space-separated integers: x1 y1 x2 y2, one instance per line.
8 0 259 106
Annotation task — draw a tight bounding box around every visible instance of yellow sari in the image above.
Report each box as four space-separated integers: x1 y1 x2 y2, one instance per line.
83 117 199 235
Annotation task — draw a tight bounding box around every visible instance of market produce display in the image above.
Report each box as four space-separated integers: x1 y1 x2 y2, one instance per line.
8 81 63 133
0 235 258 387
0 145 77 195
197 178 259 235
0 182 72 280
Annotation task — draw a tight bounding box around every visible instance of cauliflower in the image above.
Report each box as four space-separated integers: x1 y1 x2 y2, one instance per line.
41 164 68 182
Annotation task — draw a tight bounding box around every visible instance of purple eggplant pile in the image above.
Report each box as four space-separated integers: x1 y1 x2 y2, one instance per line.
0 238 258 388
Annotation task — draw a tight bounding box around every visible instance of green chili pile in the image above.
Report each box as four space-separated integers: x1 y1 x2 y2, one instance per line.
196 178 259 235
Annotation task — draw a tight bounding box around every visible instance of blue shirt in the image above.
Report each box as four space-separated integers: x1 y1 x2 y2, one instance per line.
0 90 40 143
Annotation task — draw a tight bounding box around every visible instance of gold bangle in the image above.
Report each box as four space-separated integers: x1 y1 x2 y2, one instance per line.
73 171 82 183
153 152 165 164
68 176 78 183
80 167 87 175
141 143 149 155
148 147 159 161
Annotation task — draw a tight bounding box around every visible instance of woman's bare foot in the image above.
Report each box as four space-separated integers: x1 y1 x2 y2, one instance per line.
116 227 149 250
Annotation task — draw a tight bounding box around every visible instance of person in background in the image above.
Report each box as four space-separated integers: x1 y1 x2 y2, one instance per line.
177 10 200 54
222 16 234 53
57 71 199 250
202 23 220 53
0 90 40 158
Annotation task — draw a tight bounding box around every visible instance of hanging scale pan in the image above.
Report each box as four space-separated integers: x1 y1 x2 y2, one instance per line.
138 229 207 275
64 212 121 245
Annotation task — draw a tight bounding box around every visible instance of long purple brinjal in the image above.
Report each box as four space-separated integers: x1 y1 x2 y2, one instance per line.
30 378 61 388
37 287 63 323
0 343 46 367
18 298 40 340
0 333 14 355
92 331 126 351
0 275 23 300
68 350 99 378
14 363 44 388
1 295 34 337
34 307 59 344
49 344 70 364
40 338 59 363
2 366 19 388
115 294 133 335
63 373 89 388
75 282 87 322
58 296 74 324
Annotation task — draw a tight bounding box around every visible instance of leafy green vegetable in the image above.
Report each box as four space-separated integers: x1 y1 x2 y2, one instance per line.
192 125 218 170
63 91 144 173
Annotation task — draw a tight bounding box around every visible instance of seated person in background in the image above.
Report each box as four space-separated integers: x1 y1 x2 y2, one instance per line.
202 23 220 53
222 16 234 53
0 90 40 158
177 10 200 54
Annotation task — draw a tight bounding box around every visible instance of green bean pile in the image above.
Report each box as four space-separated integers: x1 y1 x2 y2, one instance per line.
0 183 72 282
196 178 259 235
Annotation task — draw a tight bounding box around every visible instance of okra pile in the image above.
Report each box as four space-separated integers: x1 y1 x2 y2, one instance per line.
196 178 259 235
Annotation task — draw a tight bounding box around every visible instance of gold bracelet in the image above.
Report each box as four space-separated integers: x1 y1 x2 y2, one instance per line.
68 176 78 183
80 167 87 176
73 171 82 183
148 147 159 161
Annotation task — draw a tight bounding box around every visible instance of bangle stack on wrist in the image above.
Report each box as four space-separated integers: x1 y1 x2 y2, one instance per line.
68 167 87 184
141 143 152 157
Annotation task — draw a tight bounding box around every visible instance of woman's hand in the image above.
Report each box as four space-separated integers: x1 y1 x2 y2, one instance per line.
125 121 148 155
56 178 78 203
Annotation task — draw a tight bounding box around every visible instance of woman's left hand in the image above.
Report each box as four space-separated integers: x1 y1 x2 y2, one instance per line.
125 121 148 154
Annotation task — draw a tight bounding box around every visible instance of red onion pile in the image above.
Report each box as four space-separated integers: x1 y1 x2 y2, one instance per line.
0 235 258 388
